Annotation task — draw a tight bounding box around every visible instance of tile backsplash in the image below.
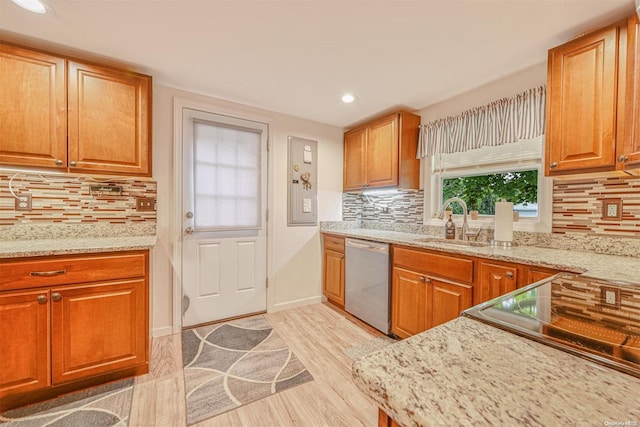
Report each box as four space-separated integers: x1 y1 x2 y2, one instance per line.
343 190 424 224
0 172 157 228
553 176 640 238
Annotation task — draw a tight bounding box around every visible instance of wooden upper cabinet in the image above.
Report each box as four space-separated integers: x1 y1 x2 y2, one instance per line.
343 111 420 191
0 289 51 398
546 23 620 175
68 61 151 176
343 127 367 191
0 42 152 176
0 44 67 169
623 14 640 170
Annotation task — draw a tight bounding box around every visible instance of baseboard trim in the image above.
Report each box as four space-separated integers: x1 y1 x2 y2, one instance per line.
152 325 173 337
271 295 322 312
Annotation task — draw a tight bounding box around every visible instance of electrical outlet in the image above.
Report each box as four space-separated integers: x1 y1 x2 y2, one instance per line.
14 194 32 211
136 197 156 212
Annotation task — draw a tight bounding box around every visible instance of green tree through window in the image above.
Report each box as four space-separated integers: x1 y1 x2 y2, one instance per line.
442 169 538 215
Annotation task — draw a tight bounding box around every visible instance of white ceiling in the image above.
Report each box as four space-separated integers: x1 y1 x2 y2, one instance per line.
0 0 634 128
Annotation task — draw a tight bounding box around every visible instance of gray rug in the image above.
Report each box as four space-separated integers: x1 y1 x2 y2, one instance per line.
0 378 133 426
182 315 313 425
343 336 396 361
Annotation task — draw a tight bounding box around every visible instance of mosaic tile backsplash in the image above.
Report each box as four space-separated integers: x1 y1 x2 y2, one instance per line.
553 176 640 238
343 190 424 224
0 172 157 228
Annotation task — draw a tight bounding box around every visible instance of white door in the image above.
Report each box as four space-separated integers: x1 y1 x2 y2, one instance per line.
181 108 268 327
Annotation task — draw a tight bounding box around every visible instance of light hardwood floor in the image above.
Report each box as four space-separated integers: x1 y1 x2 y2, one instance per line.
128 303 381 426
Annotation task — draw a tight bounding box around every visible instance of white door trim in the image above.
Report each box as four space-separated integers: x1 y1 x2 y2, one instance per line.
172 96 274 333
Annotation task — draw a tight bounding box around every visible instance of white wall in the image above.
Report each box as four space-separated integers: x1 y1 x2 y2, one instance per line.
151 84 343 336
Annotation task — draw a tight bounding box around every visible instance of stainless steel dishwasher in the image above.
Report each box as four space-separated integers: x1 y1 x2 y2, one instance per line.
345 238 391 334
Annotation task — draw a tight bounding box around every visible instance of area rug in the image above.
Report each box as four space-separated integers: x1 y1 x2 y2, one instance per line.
343 336 396 361
182 315 313 425
0 378 133 426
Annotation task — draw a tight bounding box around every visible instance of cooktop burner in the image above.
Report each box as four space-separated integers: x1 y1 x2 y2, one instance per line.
463 273 640 378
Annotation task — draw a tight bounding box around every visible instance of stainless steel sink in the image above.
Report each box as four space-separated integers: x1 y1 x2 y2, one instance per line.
414 237 489 247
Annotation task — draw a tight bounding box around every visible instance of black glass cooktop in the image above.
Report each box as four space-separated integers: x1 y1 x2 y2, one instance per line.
462 273 640 378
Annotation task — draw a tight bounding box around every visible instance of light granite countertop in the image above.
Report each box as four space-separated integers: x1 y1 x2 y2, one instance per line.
352 316 640 426
0 235 157 258
322 227 640 284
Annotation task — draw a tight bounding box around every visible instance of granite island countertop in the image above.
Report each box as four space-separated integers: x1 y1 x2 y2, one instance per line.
0 235 157 258
321 227 640 284
352 316 640 426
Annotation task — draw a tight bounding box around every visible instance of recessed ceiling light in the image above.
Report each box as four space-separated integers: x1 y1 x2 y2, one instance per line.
11 0 47 14
341 94 357 104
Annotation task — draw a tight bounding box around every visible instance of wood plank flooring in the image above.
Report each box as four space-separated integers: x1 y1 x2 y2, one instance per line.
128 303 380 426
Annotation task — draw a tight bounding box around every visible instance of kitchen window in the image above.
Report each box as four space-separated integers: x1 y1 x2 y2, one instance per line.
425 135 552 232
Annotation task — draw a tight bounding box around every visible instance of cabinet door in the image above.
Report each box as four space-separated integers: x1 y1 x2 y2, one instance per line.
51 279 147 385
477 262 518 305
343 126 367 191
68 61 151 176
0 290 50 397
0 44 67 169
323 249 345 307
391 267 428 339
431 278 473 328
623 14 640 169
523 267 561 287
546 25 619 174
366 114 399 188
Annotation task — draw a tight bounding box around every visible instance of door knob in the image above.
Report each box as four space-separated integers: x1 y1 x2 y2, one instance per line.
185 227 194 234
186 212 194 219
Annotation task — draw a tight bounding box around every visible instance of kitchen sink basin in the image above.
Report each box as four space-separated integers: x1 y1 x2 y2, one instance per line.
414 237 489 247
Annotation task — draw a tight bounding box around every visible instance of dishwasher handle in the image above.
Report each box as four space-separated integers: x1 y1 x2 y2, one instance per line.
346 239 389 254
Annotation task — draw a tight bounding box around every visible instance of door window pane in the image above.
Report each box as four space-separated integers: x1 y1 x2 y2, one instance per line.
193 121 261 230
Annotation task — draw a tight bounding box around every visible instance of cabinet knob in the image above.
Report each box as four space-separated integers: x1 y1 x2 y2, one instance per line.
618 154 629 163
69 161 77 167
37 294 47 304
506 271 514 279
55 159 63 166
549 162 558 169
51 292 62 302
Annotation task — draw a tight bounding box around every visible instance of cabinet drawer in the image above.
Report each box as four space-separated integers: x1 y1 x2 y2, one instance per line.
393 246 474 284
323 235 345 253
0 251 147 291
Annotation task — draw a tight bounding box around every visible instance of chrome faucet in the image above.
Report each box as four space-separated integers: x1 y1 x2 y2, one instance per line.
439 197 469 241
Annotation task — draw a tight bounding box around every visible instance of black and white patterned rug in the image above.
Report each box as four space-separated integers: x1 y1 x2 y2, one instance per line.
182 315 313 425
0 378 133 426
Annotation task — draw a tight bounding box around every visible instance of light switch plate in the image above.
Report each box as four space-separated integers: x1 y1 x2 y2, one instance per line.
600 286 621 308
602 198 622 221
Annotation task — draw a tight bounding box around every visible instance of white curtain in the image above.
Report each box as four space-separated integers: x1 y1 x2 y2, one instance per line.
417 85 546 158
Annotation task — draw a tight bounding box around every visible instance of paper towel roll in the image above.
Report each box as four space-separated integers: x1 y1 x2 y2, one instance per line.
494 200 514 242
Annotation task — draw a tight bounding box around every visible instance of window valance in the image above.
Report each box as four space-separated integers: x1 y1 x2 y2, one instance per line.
417 85 546 158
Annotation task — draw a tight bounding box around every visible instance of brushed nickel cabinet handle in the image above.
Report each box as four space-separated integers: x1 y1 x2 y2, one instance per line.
69 161 77 167
55 159 63 166
549 162 558 169
30 269 66 277
419 276 425 282
506 271 514 279
37 295 47 304
51 292 62 302
618 154 629 163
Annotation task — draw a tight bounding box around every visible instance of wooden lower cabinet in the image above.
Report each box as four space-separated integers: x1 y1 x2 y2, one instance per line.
523 266 563 287
391 267 428 339
0 290 51 397
431 278 472 328
378 408 402 427
322 234 345 307
51 279 147 384
476 260 519 305
0 250 149 411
